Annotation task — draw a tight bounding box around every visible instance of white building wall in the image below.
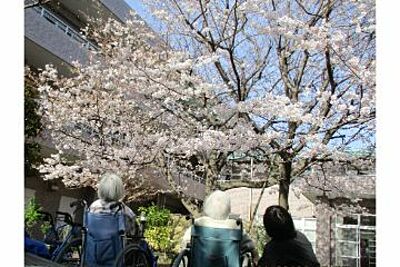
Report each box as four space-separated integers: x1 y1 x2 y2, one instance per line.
25 188 36 207
226 185 316 221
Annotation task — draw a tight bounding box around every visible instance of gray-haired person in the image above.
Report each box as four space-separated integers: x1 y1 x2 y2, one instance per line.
181 190 259 266
89 173 137 236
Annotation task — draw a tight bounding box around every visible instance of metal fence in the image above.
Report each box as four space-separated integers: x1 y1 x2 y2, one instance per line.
32 5 98 51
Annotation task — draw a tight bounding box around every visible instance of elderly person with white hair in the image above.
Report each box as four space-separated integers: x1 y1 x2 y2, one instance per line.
181 190 259 266
89 172 137 236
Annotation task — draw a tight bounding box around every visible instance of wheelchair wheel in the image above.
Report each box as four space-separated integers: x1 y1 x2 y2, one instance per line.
171 248 190 267
114 244 150 267
240 251 253 267
53 238 83 266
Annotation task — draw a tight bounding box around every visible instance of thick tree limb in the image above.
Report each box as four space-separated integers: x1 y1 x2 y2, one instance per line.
217 178 277 191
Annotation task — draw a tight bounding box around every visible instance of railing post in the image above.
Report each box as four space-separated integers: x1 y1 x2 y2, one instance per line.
34 5 97 50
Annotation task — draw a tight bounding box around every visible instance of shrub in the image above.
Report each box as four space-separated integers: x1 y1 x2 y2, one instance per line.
253 223 271 255
138 205 173 253
25 197 51 236
168 214 191 254
244 220 271 256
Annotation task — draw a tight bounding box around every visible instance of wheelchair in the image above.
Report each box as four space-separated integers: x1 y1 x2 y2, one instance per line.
171 217 254 267
82 202 157 267
25 202 86 266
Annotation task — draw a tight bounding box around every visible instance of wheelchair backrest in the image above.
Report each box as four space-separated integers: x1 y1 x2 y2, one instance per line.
190 225 242 267
84 210 125 267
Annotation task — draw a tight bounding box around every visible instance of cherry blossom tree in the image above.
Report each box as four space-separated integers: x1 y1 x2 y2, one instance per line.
25 68 43 176
37 0 375 212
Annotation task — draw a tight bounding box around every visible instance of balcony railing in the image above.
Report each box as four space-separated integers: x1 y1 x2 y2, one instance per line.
32 5 98 51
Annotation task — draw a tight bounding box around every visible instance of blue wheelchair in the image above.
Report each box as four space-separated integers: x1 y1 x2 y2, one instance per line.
25 203 86 266
171 218 254 267
82 202 157 267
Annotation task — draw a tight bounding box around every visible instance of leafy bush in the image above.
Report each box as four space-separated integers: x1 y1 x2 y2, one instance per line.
244 220 271 256
138 205 170 227
137 205 192 264
25 197 42 231
168 214 191 254
254 223 270 255
138 205 173 253
25 197 50 236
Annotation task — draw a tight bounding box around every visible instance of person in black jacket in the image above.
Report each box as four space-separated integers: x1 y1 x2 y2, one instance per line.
258 205 320 267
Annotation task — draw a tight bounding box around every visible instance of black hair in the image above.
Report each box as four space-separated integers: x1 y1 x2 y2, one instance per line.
263 205 297 240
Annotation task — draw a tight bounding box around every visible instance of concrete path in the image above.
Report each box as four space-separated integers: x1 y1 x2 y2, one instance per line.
25 252 64 266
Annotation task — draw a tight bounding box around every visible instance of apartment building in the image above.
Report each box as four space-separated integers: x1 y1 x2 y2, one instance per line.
24 0 207 221
25 0 132 76
24 0 136 224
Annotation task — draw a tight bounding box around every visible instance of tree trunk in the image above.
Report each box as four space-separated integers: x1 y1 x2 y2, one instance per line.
217 179 274 190
247 178 269 232
160 157 202 217
180 198 201 217
278 162 292 210
204 158 217 195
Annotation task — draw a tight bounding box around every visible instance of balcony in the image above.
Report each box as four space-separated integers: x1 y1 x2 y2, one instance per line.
25 5 93 75
33 6 98 51
25 0 149 75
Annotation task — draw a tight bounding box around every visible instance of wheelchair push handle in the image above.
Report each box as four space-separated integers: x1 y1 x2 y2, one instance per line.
55 211 74 226
37 210 54 225
228 214 243 228
53 199 88 227
109 202 123 210
70 199 87 209
185 214 195 225
139 211 147 223
136 211 147 237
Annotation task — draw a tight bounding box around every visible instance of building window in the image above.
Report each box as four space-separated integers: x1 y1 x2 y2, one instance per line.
335 215 376 267
293 217 317 252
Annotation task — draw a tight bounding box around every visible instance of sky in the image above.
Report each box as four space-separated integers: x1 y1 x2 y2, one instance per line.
126 0 373 153
125 0 162 32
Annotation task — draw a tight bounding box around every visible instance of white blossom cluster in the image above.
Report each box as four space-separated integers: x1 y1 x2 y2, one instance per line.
35 0 375 202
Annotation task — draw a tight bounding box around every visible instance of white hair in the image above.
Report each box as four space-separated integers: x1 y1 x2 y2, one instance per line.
202 190 231 220
97 173 124 202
